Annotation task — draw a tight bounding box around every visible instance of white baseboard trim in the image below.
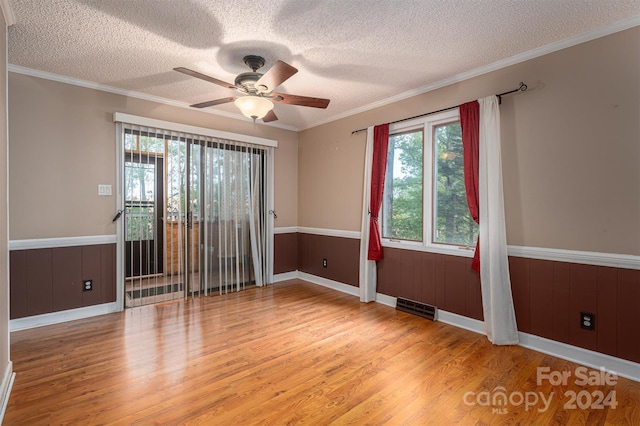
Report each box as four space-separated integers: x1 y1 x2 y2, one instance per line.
10 302 120 332
374 292 397 308
272 270 361 297
0 361 14 424
297 272 360 297
436 309 485 334
273 271 299 283
299 273 640 383
517 333 640 383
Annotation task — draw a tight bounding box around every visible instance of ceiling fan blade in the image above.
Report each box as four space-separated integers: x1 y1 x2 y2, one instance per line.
272 93 330 109
190 97 236 108
255 61 298 93
174 67 236 89
262 110 278 122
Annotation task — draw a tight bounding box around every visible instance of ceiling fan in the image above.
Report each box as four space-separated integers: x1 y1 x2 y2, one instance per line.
174 55 330 122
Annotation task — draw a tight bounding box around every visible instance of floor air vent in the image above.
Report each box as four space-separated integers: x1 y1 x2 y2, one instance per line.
396 298 437 321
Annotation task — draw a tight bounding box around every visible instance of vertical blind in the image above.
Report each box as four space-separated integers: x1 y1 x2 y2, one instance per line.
118 120 271 307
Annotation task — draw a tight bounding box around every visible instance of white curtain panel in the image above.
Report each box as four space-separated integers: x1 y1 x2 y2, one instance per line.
478 96 519 345
247 151 265 287
358 126 377 302
213 143 269 292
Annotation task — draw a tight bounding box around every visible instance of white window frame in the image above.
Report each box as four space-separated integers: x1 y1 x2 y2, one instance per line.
381 109 475 258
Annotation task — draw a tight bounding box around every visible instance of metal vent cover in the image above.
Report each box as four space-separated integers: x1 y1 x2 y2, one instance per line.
396 298 437 321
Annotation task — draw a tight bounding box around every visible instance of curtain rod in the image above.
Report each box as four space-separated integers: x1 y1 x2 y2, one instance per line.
350 82 528 135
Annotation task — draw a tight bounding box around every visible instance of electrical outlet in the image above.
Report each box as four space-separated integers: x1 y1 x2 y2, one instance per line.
83 280 93 292
580 312 595 330
322 258 327 268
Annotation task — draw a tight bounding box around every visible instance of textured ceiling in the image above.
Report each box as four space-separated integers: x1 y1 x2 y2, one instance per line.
7 0 640 130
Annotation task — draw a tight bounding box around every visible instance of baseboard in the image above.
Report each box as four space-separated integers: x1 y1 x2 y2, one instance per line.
297 272 360 297
436 309 486 334
10 302 120 332
374 292 397 308
0 361 14 424
272 271 361 297
517 333 640 383
273 271 299 283
300 274 640 383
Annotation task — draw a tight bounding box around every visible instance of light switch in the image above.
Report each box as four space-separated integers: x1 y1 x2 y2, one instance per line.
98 184 112 196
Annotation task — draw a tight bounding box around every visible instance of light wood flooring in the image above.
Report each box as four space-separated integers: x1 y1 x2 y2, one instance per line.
5 279 640 425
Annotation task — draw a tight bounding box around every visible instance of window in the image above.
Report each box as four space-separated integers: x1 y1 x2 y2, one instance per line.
382 130 424 241
382 110 478 252
124 161 156 242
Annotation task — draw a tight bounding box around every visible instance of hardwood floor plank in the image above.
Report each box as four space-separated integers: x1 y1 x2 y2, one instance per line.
5 279 640 425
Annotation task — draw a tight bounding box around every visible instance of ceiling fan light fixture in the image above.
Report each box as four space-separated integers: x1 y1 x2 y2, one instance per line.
234 96 274 120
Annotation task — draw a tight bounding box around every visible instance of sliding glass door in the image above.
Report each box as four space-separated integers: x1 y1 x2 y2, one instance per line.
118 121 271 308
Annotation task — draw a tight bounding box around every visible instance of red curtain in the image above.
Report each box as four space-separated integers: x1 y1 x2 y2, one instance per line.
460 101 480 272
367 124 390 261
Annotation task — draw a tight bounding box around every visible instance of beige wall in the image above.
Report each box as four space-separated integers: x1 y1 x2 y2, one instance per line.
299 27 640 256
7 26 640 256
8 74 298 239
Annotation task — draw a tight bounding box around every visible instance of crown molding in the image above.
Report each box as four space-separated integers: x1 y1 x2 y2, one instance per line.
7 14 639 134
303 15 640 131
0 0 15 26
7 64 299 132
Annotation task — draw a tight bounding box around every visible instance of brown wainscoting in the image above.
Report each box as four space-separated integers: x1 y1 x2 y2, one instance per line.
10 244 117 319
377 247 639 364
274 232 298 274
509 257 640 364
377 248 483 321
298 233 359 287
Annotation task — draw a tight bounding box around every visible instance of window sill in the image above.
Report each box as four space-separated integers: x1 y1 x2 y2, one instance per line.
382 240 475 258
